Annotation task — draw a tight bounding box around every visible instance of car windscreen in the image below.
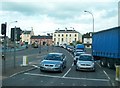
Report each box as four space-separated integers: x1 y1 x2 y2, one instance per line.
45 54 62 61
76 53 80 56
79 55 93 61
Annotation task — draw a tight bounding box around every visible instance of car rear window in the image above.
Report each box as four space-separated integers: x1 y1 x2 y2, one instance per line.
45 54 62 61
79 55 93 61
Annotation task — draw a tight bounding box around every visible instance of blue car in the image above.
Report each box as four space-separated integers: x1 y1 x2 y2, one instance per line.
40 53 66 72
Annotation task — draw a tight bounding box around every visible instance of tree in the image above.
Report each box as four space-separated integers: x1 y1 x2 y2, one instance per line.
76 41 82 44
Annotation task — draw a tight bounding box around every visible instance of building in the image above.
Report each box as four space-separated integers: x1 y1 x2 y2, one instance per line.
30 35 53 46
21 28 34 44
53 29 82 46
82 32 92 48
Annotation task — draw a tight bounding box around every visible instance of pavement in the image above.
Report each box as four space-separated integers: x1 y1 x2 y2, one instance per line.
0 45 27 53
2 46 55 80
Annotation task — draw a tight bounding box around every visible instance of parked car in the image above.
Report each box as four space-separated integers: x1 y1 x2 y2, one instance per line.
76 54 95 71
40 53 66 72
74 52 85 65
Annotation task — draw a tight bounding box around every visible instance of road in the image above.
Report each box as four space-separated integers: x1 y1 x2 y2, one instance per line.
2 47 117 87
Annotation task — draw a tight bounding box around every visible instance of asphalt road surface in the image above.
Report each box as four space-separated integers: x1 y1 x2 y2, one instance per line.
2 47 117 87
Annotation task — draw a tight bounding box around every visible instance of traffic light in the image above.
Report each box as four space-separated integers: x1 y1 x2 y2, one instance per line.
11 28 15 41
11 27 22 41
1 23 6 35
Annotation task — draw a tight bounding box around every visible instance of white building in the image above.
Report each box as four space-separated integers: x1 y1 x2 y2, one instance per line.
21 28 34 44
82 32 92 48
53 29 82 46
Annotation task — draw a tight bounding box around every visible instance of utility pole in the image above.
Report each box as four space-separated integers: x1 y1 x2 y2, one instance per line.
39 40 41 53
14 26 16 68
1 22 7 73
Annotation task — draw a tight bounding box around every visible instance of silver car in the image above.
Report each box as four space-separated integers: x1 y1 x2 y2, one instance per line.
76 54 95 71
40 53 66 72
74 52 85 65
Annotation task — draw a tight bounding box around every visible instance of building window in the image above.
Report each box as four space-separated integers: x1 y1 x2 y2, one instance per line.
69 34 71 37
75 34 77 37
62 38 64 42
66 34 68 37
58 38 60 41
58 34 60 37
69 38 71 43
87 45 90 47
62 34 64 37
87 42 90 44
54 34 56 37
54 38 56 41
75 38 76 41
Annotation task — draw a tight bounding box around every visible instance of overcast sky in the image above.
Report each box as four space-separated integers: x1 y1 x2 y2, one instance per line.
0 0 119 36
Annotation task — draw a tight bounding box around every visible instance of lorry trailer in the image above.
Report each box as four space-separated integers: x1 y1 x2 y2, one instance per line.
92 26 120 68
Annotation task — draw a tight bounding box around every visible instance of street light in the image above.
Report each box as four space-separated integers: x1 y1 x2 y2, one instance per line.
8 21 17 38
84 10 94 33
7 21 17 47
84 10 94 53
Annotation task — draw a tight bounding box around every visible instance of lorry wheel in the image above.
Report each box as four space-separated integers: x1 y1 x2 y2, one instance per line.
107 61 112 69
100 58 107 67
107 59 115 69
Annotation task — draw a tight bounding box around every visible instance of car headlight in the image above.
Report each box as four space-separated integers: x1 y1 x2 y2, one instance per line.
92 62 95 66
77 62 81 67
40 63 44 67
55 64 61 67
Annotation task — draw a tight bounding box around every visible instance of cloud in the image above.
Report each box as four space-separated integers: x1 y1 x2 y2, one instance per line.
0 0 119 36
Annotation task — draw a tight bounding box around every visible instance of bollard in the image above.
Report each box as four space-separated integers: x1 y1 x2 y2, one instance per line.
116 65 120 81
21 56 28 66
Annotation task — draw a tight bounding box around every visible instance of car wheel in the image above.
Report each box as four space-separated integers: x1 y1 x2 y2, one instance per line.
40 69 43 72
64 64 66 68
76 66 78 71
60 67 63 73
92 69 95 72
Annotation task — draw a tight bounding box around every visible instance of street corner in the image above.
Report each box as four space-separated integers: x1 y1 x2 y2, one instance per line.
2 65 36 79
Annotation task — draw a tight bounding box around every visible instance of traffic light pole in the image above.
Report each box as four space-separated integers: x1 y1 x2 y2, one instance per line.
13 26 16 68
2 22 7 73
3 30 6 73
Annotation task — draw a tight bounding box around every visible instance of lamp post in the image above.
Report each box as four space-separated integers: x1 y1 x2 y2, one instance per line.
84 10 94 33
7 21 17 47
84 10 94 53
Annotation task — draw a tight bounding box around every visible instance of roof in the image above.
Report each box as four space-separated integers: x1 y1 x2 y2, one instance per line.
54 30 79 33
80 53 92 56
82 32 92 38
49 53 63 55
23 31 31 34
94 26 120 34
31 35 52 39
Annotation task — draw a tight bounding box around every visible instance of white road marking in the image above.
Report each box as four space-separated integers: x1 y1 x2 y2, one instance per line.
62 68 71 77
97 62 101 68
21 78 25 80
61 83 64 85
9 67 36 78
24 73 61 78
41 80 43 83
72 63 74 66
24 72 109 82
97 62 114 86
103 70 110 80
72 83 75 86
32 65 40 68
97 62 111 80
